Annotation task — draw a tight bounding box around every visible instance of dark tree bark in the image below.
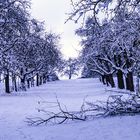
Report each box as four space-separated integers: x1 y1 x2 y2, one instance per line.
102 60 115 87
36 73 39 86
108 74 115 88
125 72 134 92
101 75 106 85
39 76 43 85
27 79 30 89
5 70 10 93
124 51 134 92
114 54 124 89
105 75 109 86
105 74 115 87
43 74 47 84
14 78 17 92
69 74 72 79
136 74 140 96
117 70 125 89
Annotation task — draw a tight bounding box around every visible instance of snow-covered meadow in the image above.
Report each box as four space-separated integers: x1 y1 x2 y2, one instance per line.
0 78 140 140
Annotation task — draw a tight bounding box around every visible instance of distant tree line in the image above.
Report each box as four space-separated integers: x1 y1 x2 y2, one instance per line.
0 0 62 93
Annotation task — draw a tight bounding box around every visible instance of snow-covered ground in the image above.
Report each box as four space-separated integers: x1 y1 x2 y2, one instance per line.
0 78 140 140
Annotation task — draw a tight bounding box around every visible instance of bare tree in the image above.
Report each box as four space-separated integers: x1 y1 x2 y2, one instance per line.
62 58 80 79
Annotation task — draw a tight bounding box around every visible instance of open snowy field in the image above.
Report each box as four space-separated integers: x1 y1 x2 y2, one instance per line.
0 78 140 140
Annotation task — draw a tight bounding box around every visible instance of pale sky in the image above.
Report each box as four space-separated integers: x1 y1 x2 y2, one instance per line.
31 0 81 59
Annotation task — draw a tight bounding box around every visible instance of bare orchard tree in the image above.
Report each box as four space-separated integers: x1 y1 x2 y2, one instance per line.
62 58 80 79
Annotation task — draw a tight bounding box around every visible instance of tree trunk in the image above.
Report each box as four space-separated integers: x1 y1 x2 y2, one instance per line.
101 75 106 85
14 78 17 92
20 68 26 91
124 52 134 92
5 70 10 94
39 76 43 85
69 74 72 79
136 74 140 96
27 79 30 88
36 73 39 86
12 74 17 92
108 74 115 88
20 76 26 91
125 72 134 92
117 70 125 89
43 74 46 84
31 77 34 87
105 75 109 86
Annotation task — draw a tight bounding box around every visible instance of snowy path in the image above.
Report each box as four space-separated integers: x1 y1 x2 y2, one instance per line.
0 78 140 140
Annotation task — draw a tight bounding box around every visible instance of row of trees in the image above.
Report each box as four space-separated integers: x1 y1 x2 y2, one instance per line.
0 0 62 93
67 0 140 92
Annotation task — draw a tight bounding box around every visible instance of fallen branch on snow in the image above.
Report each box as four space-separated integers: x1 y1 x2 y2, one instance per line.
26 95 140 126
26 98 86 126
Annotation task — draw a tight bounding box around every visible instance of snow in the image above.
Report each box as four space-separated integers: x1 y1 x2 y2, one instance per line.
0 78 140 140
